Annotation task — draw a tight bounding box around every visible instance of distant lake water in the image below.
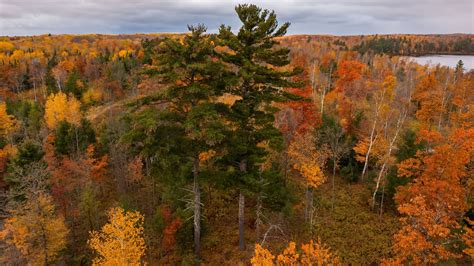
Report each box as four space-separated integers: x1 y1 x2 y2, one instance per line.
404 55 474 71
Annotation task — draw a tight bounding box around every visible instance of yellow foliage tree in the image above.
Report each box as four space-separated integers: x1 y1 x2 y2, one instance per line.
10 49 25 62
0 41 14 52
288 133 326 189
251 239 341 266
288 132 327 222
88 207 146 266
0 102 18 139
0 193 69 265
44 92 81 129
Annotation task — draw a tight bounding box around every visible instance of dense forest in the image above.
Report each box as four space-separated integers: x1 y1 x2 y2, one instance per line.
0 4 473 265
352 34 474 56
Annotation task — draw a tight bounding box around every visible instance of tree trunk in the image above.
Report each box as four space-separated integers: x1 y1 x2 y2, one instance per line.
239 191 245 251
320 63 333 116
305 187 313 222
372 162 386 209
193 156 201 265
33 81 37 102
57 78 61 92
361 83 392 181
194 183 201 265
438 76 449 130
284 151 289 186
256 193 262 242
379 182 385 217
332 158 336 211
75 127 79 153
361 120 377 181
372 111 406 208
238 159 247 251
151 159 156 206
88 210 94 231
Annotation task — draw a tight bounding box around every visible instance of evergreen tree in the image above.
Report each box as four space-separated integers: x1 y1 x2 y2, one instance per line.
45 52 59 94
140 39 155 65
76 118 96 151
455 59 465 79
12 140 44 168
64 70 82 99
54 121 72 155
126 24 228 263
217 4 301 250
5 140 47 202
21 66 32 92
55 119 96 156
5 99 43 139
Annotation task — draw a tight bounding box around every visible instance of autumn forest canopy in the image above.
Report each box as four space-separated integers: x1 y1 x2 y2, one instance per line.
1 3 474 265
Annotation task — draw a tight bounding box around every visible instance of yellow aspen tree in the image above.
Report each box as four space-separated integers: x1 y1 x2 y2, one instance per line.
357 74 396 180
0 102 18 140
88 207 146 266
44 92 81 129
288 132 327 222
371 74 411 212
288 133 326 189
0 193 69 266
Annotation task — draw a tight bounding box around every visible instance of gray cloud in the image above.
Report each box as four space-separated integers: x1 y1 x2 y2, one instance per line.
0 0 472 36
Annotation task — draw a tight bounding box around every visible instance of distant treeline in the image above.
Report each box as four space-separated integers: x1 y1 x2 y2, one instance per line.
353 35 474 56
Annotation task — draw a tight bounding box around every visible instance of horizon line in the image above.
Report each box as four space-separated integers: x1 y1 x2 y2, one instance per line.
2 32 473 38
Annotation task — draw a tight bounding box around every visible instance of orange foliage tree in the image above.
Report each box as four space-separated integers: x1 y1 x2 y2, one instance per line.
251 239 341 265
326 60 366 132
412 73 443 128
391 128 474 264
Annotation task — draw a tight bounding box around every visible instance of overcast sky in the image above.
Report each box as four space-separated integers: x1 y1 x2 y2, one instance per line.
1 0 473 36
